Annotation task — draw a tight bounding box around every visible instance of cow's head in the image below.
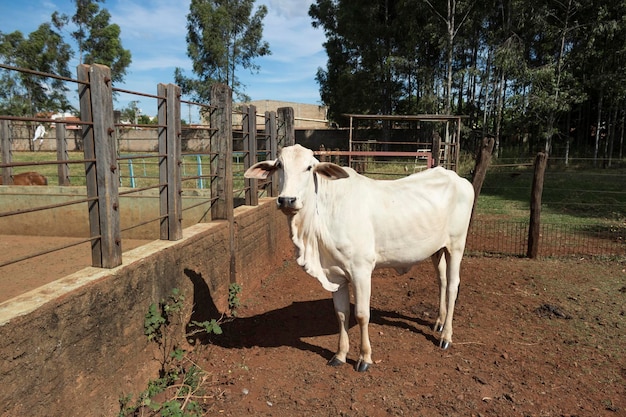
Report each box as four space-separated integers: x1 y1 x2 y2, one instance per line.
244 144 349 213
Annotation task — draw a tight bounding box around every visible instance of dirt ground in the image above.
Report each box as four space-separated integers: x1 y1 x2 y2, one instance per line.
2 236 625 416
193 255 625 417
0 235 150 303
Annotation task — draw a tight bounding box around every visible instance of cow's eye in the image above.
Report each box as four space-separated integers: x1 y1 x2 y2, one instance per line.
275 161 282 169
306 165 313 172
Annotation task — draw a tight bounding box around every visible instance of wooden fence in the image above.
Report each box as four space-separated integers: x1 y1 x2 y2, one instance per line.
0 63 295 271
1 62 624 276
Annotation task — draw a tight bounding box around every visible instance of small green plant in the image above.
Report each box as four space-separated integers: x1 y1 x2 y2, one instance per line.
120 284 243 417
228 282 242 315
187 282 242 337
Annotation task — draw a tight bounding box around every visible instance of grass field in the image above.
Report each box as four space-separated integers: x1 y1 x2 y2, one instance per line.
476 165 626 227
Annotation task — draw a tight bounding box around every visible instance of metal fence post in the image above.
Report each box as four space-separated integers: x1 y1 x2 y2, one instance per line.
158 83 183 241
77 64 122 268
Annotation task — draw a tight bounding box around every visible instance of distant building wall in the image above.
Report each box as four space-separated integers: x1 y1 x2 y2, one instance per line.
234 100 328 129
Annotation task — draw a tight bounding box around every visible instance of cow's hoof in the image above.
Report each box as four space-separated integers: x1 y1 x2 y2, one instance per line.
327 356 345 367
434 324 444 333
439 340 450 350
355 359 371 372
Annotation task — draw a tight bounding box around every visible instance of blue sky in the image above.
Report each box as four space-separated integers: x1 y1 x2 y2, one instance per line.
0 0 327 121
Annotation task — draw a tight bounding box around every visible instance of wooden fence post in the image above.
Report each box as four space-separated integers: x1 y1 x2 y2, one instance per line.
1 120 12 184
470 137 495 223
56 123 71 185
431 132 441 168
209 83 235 284
265 111 278 197
243 105 258 206
527 152 548 258
209 83 233 221
158 83 183 241
77 64 121 268
277 107 295 148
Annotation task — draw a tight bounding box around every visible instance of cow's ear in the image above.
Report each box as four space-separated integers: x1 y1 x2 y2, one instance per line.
244 160 278 179
314 162 349 180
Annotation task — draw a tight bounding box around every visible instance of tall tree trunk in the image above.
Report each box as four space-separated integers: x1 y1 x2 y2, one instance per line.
494 70 506 158
444 0 455 114
606 105 618 168
619 110 626 159
594 93 603 167
565 111 571 166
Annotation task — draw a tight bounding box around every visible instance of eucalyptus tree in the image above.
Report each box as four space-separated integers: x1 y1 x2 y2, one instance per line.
421 0 476 115
572 0 626 165
393 0 444 115
310 0 414 123
308 0 626 161
175 0 271 103
0 24 73 116
52 0 131 84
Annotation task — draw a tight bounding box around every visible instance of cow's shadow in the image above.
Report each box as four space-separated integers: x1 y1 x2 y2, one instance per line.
185 269 440 364
194 297 439 363
206 299 338 361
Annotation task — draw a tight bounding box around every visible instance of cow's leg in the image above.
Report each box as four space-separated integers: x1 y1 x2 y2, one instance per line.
328 283 350 367
352 270 373 372
439 249 462 350
431 249 448 335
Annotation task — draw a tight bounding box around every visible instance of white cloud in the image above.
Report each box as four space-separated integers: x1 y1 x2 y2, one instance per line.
265 0 313 19
262 2 325 59
110 1 189 41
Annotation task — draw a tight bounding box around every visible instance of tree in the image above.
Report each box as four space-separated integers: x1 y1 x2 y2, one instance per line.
174 0 271 103
0 24 73 116
308 0 626 165
52 0 131 83
422 0 476 114
572 0 626 165
310 0 410 122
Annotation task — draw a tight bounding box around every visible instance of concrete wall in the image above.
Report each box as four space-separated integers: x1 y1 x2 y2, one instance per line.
0 198 292 417
234 100 329 129
11 125 346 153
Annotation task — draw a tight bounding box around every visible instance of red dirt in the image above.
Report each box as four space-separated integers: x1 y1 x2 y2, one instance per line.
0 235 150 303
194 255 626 417
2 236 625 416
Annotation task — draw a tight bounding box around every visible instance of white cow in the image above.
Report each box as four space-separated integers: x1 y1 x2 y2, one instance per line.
245 144 474 372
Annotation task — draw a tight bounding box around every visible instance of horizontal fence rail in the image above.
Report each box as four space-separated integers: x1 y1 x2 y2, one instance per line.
0 63 298 276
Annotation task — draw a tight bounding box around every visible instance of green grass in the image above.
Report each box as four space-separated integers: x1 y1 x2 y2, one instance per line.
10 151 217 189
9 151 86 185
477 164 626 227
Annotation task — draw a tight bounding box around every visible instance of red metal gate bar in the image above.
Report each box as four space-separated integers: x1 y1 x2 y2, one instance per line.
314 150 434 169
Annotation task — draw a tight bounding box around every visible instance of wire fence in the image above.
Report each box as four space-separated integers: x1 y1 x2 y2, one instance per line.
467 220 625 257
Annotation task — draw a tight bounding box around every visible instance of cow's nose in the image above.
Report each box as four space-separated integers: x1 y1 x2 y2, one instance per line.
278 196 297 207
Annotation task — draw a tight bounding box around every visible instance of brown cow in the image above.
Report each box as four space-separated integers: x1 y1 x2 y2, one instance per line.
0 172 48 185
